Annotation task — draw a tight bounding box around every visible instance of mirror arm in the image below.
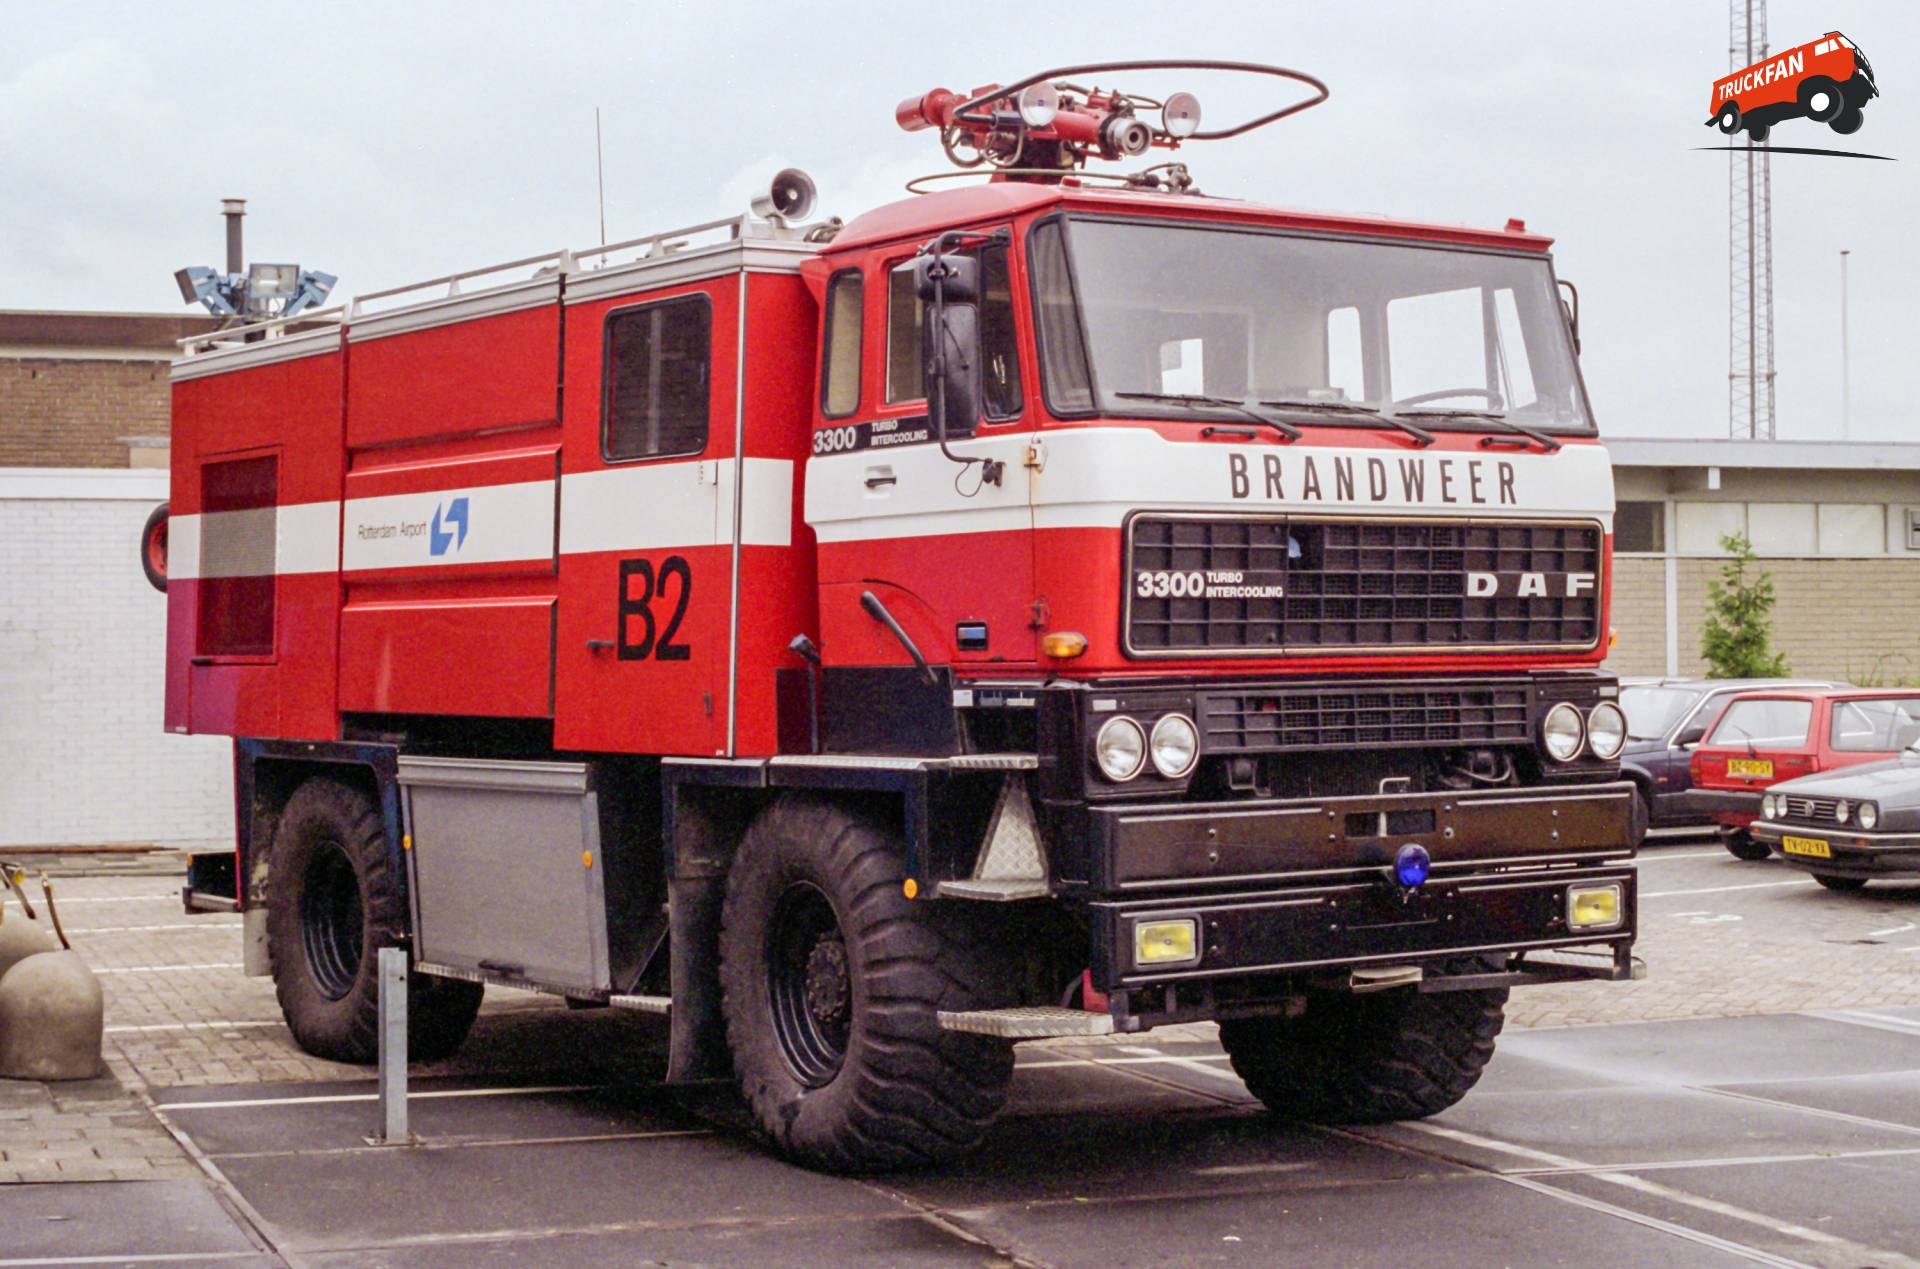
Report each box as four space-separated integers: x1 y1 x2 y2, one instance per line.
923 230 1006 487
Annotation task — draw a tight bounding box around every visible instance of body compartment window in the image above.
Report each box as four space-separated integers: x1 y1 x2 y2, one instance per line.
603 295 712 461
821 268 862 418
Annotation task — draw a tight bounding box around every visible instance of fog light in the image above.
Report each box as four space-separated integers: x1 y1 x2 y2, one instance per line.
1042 630 1088 658
1095 716 1146 782
1568 884 1623 931
1134 918 1199 966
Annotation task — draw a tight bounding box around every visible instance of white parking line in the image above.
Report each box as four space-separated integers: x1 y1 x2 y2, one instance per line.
104 1020 281 1035
68 922 241 933
1640 880 1814 899
157 1083 597 1111
1869 923 1917 938
1636 850 1735 861
48 894 181 905
1813 1009 1920 1039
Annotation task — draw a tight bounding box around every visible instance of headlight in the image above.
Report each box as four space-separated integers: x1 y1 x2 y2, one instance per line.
1586 702 1627 761
1860 801 1880 830
1095 716 1146 782
1149 713 1200 779
1541 702 1585 763
1835 800 1851 824
1763 793 1780 819
1568 883 1624 931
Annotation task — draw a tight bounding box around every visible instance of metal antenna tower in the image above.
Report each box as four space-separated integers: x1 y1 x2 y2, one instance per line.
1729 0 1776 438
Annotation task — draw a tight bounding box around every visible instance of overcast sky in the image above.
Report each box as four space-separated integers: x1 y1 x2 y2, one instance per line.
3 2 1913 442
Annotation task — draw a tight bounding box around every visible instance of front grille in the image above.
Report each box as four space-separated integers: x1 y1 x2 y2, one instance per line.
1199 681 1533 753
1782 796 1842 824
1126 515 1602 656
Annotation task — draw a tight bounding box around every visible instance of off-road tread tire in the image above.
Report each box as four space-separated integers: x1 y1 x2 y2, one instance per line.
1813 873 1868 892
140 502 168 593
267 776 482 1064
1724 831 1773 861
1219 960 1508 1125
719 795 1015 1173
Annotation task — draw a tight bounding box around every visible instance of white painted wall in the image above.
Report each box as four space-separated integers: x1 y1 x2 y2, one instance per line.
0 468 231 847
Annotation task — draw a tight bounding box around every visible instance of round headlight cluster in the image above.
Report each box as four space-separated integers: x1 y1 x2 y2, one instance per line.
1095 713 1201 782
1835 800 1852 824
1860 801 1880 830
1542 703 1586 763
1763 793 1781 819
1586 702 1628 761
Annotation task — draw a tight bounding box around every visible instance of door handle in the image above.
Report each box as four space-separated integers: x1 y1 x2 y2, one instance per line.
865 470 897 489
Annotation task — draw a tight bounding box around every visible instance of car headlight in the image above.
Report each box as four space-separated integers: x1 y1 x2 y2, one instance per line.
1149 713 1200 779
1859 801 1879 830
1541 702 1585 763
1835 800 1851 824
1095 716 1146 782
1763 793 1778 819
1586 702 1627 761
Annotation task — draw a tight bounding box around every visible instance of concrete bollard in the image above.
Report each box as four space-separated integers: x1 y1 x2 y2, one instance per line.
0 951 104 1081
0 916 59 979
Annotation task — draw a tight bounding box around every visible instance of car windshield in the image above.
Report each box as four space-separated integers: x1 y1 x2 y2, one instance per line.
1707 698 1813 747
1621 686 1701 740
1028 216 1594 433
1831 697 1920 752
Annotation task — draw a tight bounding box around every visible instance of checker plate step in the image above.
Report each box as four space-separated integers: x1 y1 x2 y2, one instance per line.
937 1006 1115 1039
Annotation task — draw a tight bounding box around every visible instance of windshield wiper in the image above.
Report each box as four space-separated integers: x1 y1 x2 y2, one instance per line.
1259 399 1435 448
1402 408 1561 454
1113 392 1302 442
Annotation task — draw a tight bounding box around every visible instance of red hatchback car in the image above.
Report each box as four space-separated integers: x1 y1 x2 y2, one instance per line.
1686 689 1920 859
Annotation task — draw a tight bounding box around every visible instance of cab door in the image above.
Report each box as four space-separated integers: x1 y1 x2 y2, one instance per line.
553 272 737 755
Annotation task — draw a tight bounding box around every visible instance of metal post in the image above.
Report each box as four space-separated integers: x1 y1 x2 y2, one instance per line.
376 946 408 1144
1840 249 1851 438
221 199 246 276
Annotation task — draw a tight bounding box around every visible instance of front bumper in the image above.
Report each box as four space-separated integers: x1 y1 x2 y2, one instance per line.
1752 819 1920 878
1081 780 1638 991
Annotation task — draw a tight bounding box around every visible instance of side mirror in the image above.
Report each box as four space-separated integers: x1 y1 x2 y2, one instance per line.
1676 724 1707 748
920 281 981 442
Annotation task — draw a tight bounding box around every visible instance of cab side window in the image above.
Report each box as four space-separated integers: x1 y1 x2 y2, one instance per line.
883 240 1023 427
821 268 863 418
603 294 711 461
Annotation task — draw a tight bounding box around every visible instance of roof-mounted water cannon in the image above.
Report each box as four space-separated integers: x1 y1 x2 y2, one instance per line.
896 59 1327 187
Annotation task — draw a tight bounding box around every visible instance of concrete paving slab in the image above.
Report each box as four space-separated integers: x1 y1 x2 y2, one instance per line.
213 1132 911 1254
946 1169 1755 1268
1496 1011 1920 1085
1704 1071 1920 1133
0 1179 259 1261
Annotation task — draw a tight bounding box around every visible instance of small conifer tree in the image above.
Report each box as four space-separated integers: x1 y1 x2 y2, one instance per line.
1699 533 1789 678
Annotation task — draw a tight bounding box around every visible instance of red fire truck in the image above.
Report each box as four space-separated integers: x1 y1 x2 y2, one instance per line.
154 61 1639 1171
1708 31 1877 142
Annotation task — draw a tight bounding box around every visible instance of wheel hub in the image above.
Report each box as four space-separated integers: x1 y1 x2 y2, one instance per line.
767 882 853 1087
803 936 850 1027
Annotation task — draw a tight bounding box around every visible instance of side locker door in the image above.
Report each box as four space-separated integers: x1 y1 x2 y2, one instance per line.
553 269 737 756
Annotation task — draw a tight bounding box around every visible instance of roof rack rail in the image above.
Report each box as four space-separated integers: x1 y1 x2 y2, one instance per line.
177 305 346 355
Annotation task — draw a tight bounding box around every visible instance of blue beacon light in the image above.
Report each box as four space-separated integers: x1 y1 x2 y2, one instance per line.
1393 843 1431 888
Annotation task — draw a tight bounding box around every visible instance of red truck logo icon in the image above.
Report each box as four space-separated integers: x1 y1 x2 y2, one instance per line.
1709 31 1878 142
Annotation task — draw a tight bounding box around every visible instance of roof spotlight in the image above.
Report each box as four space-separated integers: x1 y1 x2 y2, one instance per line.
1017 82 1060 128
173 265 234 315
1163 91 1203 138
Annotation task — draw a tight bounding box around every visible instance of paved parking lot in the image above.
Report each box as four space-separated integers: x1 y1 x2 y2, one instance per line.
8 835 1920 1266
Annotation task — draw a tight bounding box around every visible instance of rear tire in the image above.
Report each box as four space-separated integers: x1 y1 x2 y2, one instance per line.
1814 873 1868 893
140 503 168 593
266 777 482 1063
1746 120 1771 144
1724 830 1773 861
1219 961 1507 1124
1831 107 1864 136
1800 76 1844 122
718 795 1014 1172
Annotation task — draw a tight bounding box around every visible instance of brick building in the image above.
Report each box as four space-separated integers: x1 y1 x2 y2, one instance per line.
0 310 218 468
1 310 229 848
1606 438 1920 684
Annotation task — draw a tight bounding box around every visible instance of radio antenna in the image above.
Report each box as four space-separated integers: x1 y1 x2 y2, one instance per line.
595 107 608 262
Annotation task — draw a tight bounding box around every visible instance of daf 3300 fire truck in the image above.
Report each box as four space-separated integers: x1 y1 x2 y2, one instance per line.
159 62 1639 1171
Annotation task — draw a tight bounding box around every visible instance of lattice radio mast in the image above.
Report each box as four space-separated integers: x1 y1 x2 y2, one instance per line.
1729 0 1777 438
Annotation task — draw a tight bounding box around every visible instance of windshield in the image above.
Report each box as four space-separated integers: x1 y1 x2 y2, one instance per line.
1621 686 1701 740
1030 217 1594 433
1707 698 1812 747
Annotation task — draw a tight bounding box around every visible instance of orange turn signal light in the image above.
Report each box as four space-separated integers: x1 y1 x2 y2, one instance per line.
1041 630 1088 658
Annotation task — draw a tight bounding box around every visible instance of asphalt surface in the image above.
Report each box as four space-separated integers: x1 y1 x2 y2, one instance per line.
10 838 1920 1267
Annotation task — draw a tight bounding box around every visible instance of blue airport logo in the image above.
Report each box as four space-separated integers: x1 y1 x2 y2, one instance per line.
430 497 470 556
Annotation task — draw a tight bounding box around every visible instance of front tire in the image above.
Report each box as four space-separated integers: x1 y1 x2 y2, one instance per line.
1716 103 1742 135
1724 830 1773 861
1814 873 1868 892
1831 107 1864 136
1746 120 1771 144
266 777 482 1063
1219 963 1507 1124
718 796 1013 1172
1800 76 1844 122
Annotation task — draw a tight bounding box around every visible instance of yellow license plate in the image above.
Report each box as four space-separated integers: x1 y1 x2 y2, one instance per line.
1728 758 1774 778
1782 835 1832 859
